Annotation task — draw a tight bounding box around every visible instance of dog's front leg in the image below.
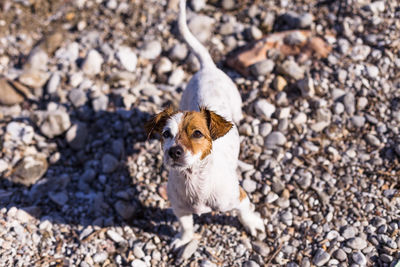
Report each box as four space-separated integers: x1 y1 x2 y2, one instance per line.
171 209 194 250
236 187 265 237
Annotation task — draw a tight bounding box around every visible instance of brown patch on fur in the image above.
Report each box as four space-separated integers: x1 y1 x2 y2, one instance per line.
144 106 176 139
239 187 247 202
177 111 212 160
201 108 233 140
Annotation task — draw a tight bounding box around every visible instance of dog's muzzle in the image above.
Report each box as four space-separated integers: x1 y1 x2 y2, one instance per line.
168 145 184 161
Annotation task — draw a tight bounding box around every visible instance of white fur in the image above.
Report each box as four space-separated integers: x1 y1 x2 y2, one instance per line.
164 0 265 250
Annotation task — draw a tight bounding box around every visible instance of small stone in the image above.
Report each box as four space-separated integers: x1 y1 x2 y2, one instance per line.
33 109 71 138
68 88 87 107
179 239 199 260
333 102 345 115
49 191 69 206
265 191 279 203
352 251 367 266
343 93 355 115
25 47 48 71
106 230 126 244
12 155 48 186
252 241 270 257
298 13 313 28
190 0 206 11
310 121 329 132
265 131 286 149
364 1 385 14
0 78 32 105
155 57 173 75
351 116 366 128
116 46 137 72
102 154 119 173
333 248 347 262
133 244 145 258
82 49 103 76
273 76 287 91
312 248 330 266
254 99 275 119
92 94 109 112
66 122 88 150
357 97 368 110
293 112 307 126
365 134 381 147
131 259 147 267
281 210 293 226
278 60 304 80
297 77 315 97
326 230 340 240
18 70 50 88
169 43 188 61
242 179 257 193
46 72 61 94
140 40 162 60
342 225 357 239
246 25 263 40
93 251 108 263
366 65 379 79
114 200 135 220
259 123 272 137
243 261 260 267
168 67 185 86
0 159 8 173
6 121 34 144
379 254 393 263
188 15 214 43
69 72 84 87
249 59 275 77
346 237 368 250
351 45 371 61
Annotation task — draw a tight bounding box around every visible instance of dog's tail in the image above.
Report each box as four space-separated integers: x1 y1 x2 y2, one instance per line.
178 0 215 69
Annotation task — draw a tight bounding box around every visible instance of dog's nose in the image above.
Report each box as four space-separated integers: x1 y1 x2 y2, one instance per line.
169 146 183 161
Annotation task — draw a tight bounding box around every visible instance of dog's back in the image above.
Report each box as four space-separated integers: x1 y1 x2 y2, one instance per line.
177 0 242 123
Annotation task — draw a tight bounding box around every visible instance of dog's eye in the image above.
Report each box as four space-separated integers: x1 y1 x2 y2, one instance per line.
192 130 203 138
162 130 172 139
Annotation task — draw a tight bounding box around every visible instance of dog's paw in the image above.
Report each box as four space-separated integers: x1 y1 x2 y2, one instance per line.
171 235 193 251
239 212 265 237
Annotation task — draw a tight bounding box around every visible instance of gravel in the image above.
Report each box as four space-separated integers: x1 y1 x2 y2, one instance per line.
0 0 399 266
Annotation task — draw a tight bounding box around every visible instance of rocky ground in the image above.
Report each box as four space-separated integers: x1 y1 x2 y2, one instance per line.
0 0 399 266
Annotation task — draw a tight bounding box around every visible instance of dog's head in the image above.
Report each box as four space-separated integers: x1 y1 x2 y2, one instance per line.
145 107 233 169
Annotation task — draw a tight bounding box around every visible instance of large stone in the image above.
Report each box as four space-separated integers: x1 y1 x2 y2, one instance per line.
66 122 88 150
82 49 104 76
12 154 48 186
32 109 71 138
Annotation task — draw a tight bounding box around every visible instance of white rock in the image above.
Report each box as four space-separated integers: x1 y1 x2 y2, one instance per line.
25 47 48 71
254 99 275 119
6 122 35 145
140 40 162 60
46 72 61 94
293 112 307 125
82 49 103 76
0 159 8 173
106 229 126 243
131 259 147 267
69 72 84 87
116 46 137 72
168 67 185 86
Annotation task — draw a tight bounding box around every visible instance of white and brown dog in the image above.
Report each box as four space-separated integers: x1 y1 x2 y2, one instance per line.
145 0 265 250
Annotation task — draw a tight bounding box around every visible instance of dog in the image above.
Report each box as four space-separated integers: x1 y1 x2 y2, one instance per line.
145 0 265 250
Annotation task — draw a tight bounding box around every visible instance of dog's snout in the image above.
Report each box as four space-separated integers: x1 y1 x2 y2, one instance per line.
169 146 183 161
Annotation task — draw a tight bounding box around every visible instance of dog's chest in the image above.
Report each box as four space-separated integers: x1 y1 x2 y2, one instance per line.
168 169 216 215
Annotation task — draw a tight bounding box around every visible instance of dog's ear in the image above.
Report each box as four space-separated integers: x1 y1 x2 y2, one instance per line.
145 106 175 139
201 108 233 140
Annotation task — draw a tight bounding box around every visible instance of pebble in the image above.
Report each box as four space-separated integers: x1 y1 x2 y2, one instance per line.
6 122 34 145
169 43 188 61
155 57 173 74
12 155 48 186
140 40 162 60
297 77 315 98
49 191 69 206
334 248 347 262
0 159 8 173
82 49 103 76
92 94 109 112
114 200 135 220
131 259 147 267
116 46 137 72
190 0 206 12
343 93 355 115
102 154 119 173
106 229 126 244
249 59 274 77
242 261 260 267
265 131 286 149
252 241 270 257
274 75 287 91
312 248 330 266
278 60 304 80
188 15 214 43
293 112 307 126
18 70 50 88
168 67 185 86
342 225 357 239
46 72 61 94
68 88 87 107
347 237 368 250
351 116 366 128
352 251 367 266
93 251 108 263
254 99 275 119
365 134 381 147
178 239 199 260
242 179 257 193
66 122 88 150
259 123 272 137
